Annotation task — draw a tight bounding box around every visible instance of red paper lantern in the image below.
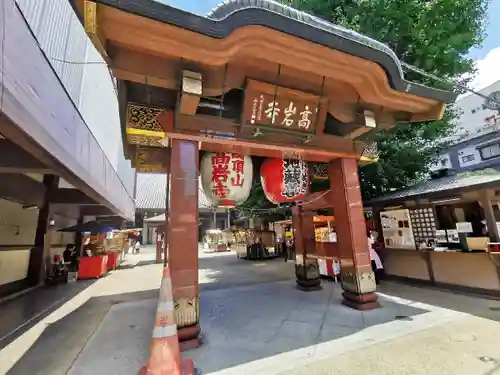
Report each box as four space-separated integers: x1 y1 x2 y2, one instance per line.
260 158 309 204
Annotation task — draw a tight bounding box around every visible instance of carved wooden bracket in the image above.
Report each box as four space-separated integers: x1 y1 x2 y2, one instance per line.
126 104 168 147
359 141 379 165
178 70 202 116
83 1 107 58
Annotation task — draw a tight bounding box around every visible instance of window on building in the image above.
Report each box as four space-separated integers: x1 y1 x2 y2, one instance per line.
440 158 447 166
471 109 477 114
479 143 500 160
461 154 475 163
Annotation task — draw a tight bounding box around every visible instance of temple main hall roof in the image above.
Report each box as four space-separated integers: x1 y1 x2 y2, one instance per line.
92 0 456 104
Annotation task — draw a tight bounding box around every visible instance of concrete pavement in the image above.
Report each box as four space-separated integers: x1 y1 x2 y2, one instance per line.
2 246 500 375
0 247 162 374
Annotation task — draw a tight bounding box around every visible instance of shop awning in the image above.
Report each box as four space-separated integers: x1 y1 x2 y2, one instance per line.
58 221 116 234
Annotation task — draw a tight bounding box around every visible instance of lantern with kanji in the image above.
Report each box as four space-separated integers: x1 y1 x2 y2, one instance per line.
260 158 309 204
200 152 253 207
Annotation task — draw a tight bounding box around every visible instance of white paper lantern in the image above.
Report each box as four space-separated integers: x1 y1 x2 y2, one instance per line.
200 152 253 207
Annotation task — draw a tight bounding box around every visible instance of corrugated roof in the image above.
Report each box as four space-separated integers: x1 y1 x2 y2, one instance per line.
367 172 500 205
135 173 211 210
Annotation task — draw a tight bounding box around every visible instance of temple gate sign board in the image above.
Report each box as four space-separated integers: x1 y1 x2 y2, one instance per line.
242 79 325 134
71 0 457 348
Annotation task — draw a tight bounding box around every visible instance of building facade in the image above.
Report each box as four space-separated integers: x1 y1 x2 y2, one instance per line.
0 0 135 297
430 130 500 173
135 173 231 245
452 80 500 141
430 80 500 173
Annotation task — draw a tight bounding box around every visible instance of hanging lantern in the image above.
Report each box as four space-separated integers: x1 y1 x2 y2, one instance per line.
260 158 309 204
200 152 253 208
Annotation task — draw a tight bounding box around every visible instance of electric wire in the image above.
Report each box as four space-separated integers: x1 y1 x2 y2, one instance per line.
38 52 500 107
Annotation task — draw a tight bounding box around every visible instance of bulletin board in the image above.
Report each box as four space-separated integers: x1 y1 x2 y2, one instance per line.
380 209 415 249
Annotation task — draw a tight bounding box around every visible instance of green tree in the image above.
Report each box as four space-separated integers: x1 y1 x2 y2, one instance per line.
280 0 489 199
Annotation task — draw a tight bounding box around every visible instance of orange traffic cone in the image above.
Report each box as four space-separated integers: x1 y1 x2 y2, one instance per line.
140 267 195 375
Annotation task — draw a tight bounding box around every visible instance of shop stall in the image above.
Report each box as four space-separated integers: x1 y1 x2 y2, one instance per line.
59 221 122 279
232 228 278 260
368 171 500 295
106 231 128 270
203 229 232 252
276 215 340 277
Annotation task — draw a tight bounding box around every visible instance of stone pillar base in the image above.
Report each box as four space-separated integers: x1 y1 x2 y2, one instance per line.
295 258 322 291
178 325 202 351
342 291 380 310
296 277 322 291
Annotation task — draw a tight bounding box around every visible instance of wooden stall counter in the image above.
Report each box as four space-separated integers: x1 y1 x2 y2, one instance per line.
78 255 108 279
380 248 500 296
430 251 500 291
379 248 431 281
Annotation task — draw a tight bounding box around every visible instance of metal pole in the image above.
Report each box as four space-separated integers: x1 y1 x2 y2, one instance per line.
227 209 231 229
213 209 217 229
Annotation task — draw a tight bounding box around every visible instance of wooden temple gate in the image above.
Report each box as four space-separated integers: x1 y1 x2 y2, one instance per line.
74 0 456 348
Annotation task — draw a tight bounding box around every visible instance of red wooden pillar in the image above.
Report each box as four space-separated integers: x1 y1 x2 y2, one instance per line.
167 139 201 348
329 158 380 310
292 205 321 291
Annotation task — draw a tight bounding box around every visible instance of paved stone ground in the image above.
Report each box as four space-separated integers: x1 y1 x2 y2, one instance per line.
0 247 162 375
3 247 500 375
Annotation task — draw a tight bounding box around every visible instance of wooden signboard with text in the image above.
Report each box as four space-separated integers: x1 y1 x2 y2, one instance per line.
242 79 327 135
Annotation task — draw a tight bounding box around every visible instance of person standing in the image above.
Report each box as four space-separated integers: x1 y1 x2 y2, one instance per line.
279 236 288 262
368 231 383 284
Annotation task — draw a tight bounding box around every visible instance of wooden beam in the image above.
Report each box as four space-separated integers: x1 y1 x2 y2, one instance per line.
80 205 115 216
160 113 365 161
411 104 446 122
0 140 51 173
50 188 100 205
300 190 334 212
0 173 46 207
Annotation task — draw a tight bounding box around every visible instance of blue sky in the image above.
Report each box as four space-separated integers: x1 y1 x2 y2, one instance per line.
469 0 500 60
158 0 500 88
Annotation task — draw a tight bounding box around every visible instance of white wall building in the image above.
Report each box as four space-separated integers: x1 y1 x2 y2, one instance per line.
429 80 500 174
16 0 135 196
452 80 500 142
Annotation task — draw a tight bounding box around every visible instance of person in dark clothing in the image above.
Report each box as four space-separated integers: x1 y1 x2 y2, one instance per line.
63 244 75 263
470 213 485 237
279 236 288 262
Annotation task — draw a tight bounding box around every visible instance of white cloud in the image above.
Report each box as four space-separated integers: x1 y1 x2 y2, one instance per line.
469 46 500 90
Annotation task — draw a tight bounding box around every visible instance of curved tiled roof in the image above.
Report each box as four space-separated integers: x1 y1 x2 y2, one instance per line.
94 0 457 103
135 173 212 210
